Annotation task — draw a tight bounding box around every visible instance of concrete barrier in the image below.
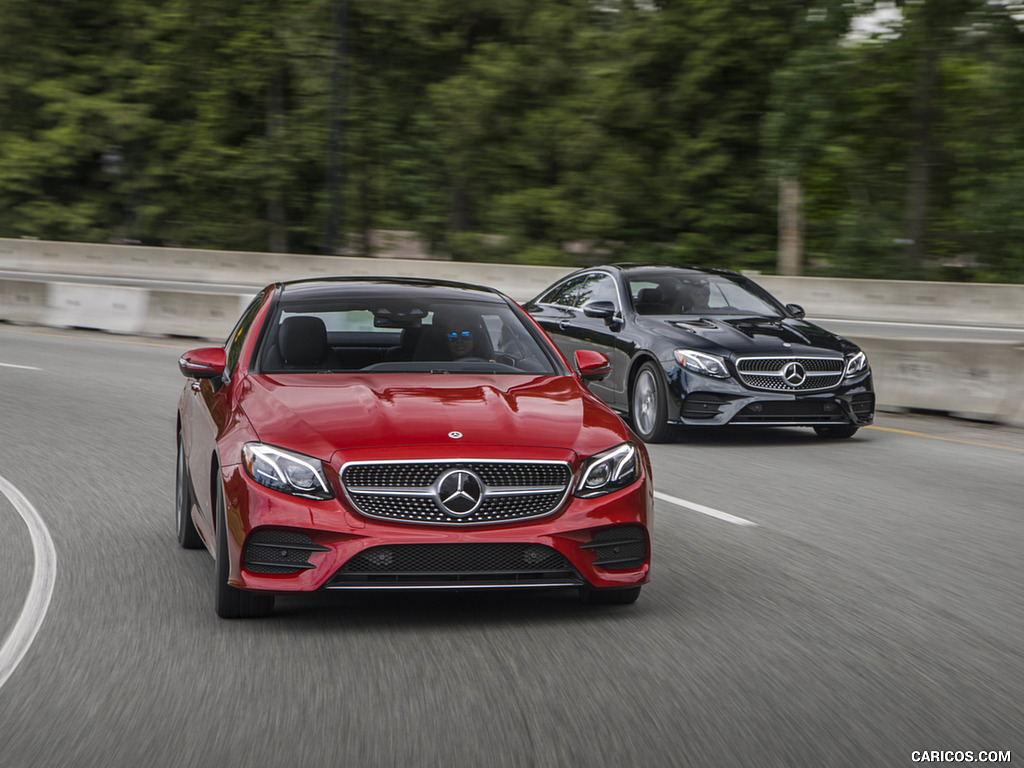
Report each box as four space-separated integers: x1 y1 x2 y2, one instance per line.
0 238 571 302
854 335 1024 425
750 274 1024 328
140 290 252 340
0 278 47 326
2 238 1023 428
44 282 149 334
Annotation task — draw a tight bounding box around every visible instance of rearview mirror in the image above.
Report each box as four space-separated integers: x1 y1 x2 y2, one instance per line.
179 347 226 379
575 349 612 382
786 303 805 319
582 300 616 320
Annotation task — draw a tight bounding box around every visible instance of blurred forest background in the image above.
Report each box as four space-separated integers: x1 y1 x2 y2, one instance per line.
0 0 1022 281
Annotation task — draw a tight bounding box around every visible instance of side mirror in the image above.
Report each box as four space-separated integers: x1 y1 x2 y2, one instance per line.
582 300 616 320
786 303 805 319
179 347 226 379
575 349 612 382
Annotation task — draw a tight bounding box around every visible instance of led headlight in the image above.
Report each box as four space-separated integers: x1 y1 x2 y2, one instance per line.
844 351 869 379
575 442 640 498
673 349 730 378
242 443 333 500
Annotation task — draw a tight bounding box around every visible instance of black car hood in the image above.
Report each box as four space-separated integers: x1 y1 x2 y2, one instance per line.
646 315 857 357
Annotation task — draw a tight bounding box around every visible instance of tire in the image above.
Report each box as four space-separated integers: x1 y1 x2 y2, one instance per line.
580 585 642 605
175 433 203 549
813 424 860 439
631 362 672 443
214 480 274 619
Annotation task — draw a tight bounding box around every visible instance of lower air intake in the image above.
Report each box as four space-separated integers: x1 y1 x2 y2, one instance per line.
326 543 582 588
242 530 329 574
581 526 647 569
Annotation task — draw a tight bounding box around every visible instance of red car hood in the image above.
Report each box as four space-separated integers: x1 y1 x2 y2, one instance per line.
239 373 628 460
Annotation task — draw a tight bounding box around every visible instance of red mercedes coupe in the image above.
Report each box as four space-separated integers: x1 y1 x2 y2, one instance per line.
176 278 652 617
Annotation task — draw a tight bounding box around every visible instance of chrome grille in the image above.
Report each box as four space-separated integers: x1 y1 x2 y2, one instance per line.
341 460 572 526
735 356 844 392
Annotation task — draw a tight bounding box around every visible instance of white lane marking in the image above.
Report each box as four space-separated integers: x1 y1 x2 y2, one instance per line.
0 473 57 690
654 491 758 527
0 363 42 371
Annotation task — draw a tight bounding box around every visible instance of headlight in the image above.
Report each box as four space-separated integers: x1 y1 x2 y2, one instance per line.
242 443 333 500
673 349 730 378
575 442 640 498
844 351 869 378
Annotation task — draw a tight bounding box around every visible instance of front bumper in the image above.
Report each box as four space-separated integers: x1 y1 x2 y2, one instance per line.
219 449 652 595
667 367 875 427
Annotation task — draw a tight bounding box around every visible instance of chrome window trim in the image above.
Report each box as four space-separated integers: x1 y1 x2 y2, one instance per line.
534 269 623 313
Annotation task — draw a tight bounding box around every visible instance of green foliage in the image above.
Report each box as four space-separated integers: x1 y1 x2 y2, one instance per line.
0 0 1021 282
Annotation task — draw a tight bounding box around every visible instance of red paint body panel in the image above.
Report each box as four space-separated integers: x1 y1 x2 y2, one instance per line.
178 278 653 607
239 373 628 458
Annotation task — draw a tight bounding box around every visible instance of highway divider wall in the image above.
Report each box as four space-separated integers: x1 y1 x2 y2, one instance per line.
2 238 1023 427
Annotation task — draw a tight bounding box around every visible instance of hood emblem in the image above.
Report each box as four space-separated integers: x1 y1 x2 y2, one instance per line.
782 361 807 387
448 431 463 439
435 469 484 517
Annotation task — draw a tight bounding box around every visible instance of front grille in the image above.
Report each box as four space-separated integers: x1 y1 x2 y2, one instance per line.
731 400 847 423
325 543 582 588
242 529 330 574
341 460 572 526
736 357 844 392
580 526 647 569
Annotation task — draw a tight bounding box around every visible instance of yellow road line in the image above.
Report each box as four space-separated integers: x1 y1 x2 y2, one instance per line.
866 425 1024 454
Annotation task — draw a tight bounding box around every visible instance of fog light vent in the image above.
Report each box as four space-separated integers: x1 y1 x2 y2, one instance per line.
580 526 647 570
243 529 329 574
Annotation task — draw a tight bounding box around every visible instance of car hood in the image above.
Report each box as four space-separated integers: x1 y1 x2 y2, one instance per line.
643 315 857 357
239 373 627 460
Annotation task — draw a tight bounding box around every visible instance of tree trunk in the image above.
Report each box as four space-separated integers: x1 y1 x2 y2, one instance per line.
903 44 938 277
777 175 803 276
266 71 288 254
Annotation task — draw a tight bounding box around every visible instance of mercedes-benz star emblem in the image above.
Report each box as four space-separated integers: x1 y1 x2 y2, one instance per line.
782 361 807 387
435 469 484 517
448 431 463 439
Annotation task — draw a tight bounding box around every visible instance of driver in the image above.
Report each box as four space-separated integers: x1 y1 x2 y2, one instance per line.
442 316 476 359
679 278 711 312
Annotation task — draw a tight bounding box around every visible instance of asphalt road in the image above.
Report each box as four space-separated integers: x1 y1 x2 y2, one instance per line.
0 325 1020 768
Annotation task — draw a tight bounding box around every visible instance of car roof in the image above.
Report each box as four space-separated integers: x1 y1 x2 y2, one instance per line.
595 263 741 278
275 276 509 304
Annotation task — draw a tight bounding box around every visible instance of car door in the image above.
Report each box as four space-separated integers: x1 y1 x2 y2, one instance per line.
184 292 265 526
526 274 591 362
546 273 633 409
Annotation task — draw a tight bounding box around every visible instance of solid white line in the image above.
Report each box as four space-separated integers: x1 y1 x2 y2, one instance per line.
654 490 758 527
0 362 42 371
0 473 57 690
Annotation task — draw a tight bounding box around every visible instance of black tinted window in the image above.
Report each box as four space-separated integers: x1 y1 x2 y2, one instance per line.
225 291 265 377
258 298 560 375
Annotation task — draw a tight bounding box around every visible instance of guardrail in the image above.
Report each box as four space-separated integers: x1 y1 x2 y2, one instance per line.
2 238 1023 428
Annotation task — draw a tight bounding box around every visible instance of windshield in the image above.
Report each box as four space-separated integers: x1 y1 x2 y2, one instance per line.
256 297 561 375
628 270 784 318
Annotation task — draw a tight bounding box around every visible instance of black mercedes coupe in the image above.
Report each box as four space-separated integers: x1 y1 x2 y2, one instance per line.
524 264 875 442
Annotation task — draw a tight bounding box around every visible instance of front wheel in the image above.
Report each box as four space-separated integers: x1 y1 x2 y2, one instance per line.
175 433 203 549
813 424 860 439
214 481 274 619
631 362 672 443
